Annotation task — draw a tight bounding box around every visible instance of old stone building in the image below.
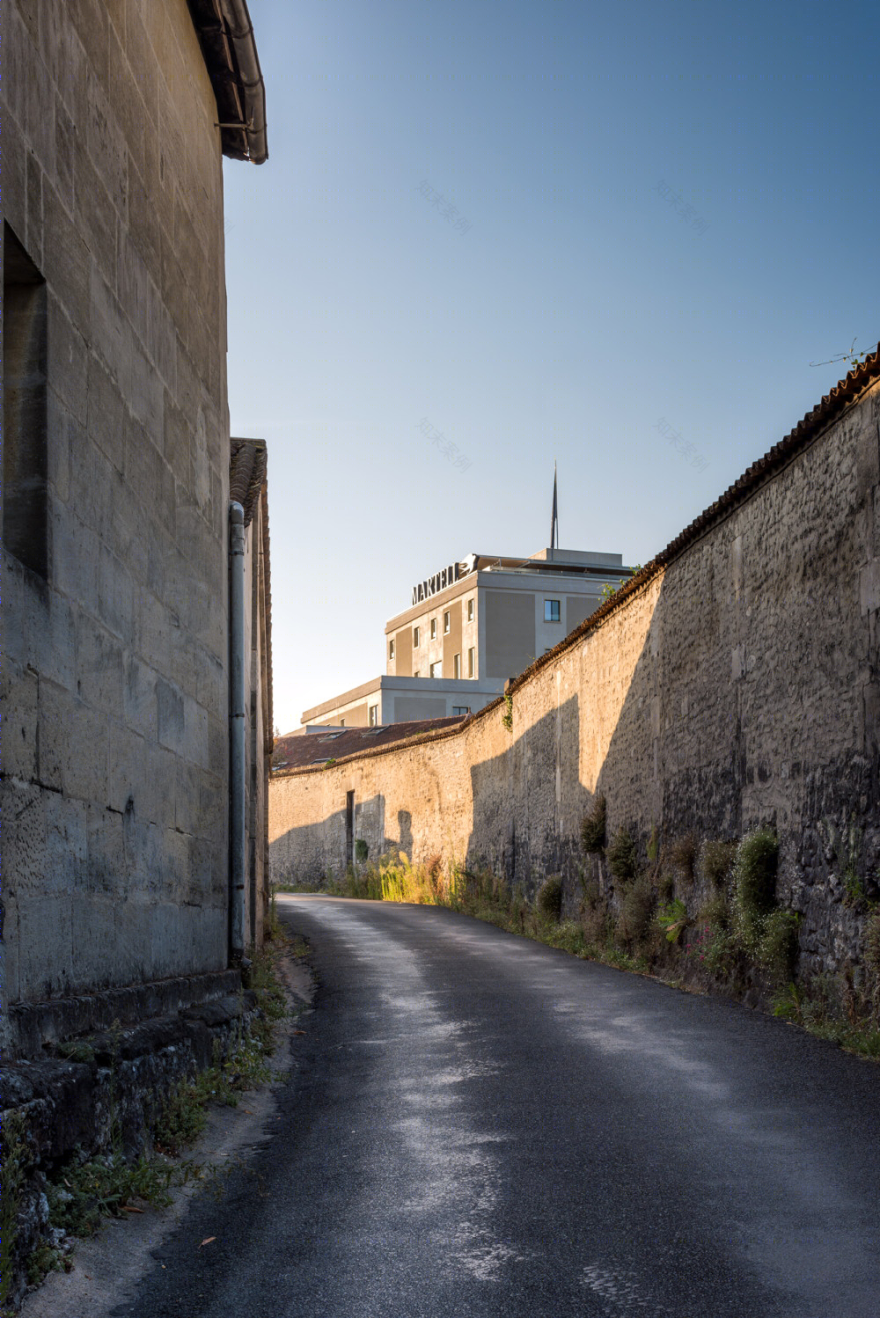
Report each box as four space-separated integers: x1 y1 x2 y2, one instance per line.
1 0 272 1063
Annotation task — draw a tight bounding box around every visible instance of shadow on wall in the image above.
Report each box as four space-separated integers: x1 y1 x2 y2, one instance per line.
270 793 417 887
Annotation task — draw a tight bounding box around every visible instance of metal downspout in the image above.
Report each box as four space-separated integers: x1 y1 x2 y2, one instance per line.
229 501 247 960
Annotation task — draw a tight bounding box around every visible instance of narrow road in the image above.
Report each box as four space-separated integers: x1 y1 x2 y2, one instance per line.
121 897 880 1318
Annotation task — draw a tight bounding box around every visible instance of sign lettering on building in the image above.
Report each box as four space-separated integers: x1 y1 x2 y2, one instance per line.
411 561 469 606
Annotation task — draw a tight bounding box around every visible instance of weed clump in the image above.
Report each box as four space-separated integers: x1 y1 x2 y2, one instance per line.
865 908 880 976
700 840 737 889
669 833 697 885
537 874 563 921
607 827 638 882
734 827 779 925
354 839 369 863
757 909 800 984
617 875 654 945
580 796 607 853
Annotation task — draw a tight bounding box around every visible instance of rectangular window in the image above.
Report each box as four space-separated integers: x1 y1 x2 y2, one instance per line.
413 626 421 647
453 653 461 679
468 647 475 678
443 611 450 634
467 598 474 622
3 224 48 580
430 618 437 640
544 599 561 623
452 706 471 716
389 639 395 660
340 719 345 727
368 704 378 727
413 670 420 678
430 661 442 679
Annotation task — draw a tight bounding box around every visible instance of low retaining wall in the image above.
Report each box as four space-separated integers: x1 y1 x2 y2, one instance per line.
270 361 880 981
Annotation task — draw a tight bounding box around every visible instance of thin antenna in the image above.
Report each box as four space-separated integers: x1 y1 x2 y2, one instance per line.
550 461 559 550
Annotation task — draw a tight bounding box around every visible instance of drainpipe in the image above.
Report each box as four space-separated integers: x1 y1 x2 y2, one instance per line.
229 501 247 962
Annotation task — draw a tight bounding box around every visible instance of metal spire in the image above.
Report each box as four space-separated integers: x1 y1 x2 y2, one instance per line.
550 461 559 550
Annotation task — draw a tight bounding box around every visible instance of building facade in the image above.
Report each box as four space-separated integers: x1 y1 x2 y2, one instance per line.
1 0 270 1058
301 547 632 727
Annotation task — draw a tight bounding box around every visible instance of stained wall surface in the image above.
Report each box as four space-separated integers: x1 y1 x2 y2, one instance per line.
271 376 880 977
2 0 231 1008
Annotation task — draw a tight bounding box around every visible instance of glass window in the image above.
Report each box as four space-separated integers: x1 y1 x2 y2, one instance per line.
544 599 561 623
452 706 471 716
453 653 461 679
389 639 395 659
368 705 378 727
414 670 420 678
443 611 450 633
430 618 437 640
468 647 475 678
430 661 442 678
467 598 474 622
413 626 420 647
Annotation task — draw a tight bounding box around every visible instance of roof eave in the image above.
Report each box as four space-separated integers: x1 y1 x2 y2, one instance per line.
187 0 268 165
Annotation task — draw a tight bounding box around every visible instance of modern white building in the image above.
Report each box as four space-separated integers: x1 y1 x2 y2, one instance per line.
300 546 633 728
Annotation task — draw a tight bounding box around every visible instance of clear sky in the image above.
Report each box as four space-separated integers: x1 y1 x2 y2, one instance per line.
223 0 878 735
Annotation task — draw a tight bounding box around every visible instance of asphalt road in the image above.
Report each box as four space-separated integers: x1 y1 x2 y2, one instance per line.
118 896 880 1318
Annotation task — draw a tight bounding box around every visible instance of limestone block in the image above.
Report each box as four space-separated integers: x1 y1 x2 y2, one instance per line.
184 695 209 770
87 804 125 894
70 896 119 993
76 615 124 719
74 126 119 281
22 581 77 695
85 70 128 219
97 542 135 641
156 678 185 754
2 661 39 781
62 699 109 803
87 352 126 473
18 893 74 1000
44 181 91 336
860 558 880 614
107 720 147 815
65 0 111 90
45 792 89 892
122 812 165 894
0 106 28 240
129 338 165 449
4 780 47 898
123 652 157 736
89 264 130 394
54 96 76 214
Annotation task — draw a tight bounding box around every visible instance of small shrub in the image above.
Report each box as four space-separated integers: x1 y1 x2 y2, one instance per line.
669 833 697 885
646 824 660 864
501 692 513 732
734 827 779 920
757 910 800 983
655 871 675 902
657 898 688 942
617 876 654 945
580 796 607 854
607 827 638 882
701 840 737 889
865 908 880 976
354 839 369 863
537 874 563 921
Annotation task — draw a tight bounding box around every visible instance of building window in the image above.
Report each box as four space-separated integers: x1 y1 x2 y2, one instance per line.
414 670 420 678
453 653 461 679
544 599 561 623
340 719 345 727
430 661 442 678
3 224 48 580
452 706 471 716
389 639 395 660
430 618 437 640
413 626 420 647
443 611 450 634
467 598 474 622
468 647 475 678
369 704 378 727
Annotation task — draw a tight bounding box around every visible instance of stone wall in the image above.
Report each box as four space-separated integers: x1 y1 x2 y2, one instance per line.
270 372 880 978
2 0 231 1022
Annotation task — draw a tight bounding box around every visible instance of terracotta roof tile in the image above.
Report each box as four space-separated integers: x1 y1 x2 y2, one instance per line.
272 718 466 774
230 438 267 527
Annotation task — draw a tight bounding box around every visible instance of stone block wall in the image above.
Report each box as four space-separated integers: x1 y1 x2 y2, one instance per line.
270 373 880 979
2 0 231 1025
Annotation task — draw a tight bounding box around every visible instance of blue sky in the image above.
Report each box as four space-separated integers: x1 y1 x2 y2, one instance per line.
224 0 878 733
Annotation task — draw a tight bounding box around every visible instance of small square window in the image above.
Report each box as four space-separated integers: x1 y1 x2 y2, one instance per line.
443 611 450 634
453 653 461 679
468 647 475 678
389 639 395 660
452 705 471 716
430 661 442 679
545 599 561 623
368 704 379 727
430 618 437 640
413 626 421 647
467 599 474 622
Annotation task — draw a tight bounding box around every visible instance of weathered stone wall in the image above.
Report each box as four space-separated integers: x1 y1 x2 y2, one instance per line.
270 379 880 977
2 0 231 1019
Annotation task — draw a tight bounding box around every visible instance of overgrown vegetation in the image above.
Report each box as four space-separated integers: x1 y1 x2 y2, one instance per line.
501 692 513 733
19 926 297 1296
299 823 879 1063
